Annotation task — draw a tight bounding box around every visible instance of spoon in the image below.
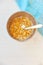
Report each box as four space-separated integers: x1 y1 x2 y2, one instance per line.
21 24 43 30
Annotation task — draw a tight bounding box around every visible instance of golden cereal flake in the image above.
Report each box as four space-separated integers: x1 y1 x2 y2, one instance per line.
8 16 33 41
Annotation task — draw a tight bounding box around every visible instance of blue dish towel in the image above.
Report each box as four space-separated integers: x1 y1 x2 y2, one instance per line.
16 0 43 36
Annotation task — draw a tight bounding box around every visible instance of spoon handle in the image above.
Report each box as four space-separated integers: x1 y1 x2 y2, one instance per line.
24 24 43 30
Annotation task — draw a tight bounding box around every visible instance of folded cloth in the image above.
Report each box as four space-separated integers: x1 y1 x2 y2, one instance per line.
16 0 28 11
16 0 43 36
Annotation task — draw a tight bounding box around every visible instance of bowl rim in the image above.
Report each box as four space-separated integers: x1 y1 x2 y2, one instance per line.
7 11 36 41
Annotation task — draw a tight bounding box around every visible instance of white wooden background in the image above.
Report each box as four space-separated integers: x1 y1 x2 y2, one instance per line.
0 0 43 65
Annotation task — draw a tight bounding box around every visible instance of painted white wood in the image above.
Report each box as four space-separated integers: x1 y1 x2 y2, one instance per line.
0 0 43 65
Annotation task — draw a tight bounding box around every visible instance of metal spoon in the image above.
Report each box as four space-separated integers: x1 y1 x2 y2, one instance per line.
21 24 43 30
